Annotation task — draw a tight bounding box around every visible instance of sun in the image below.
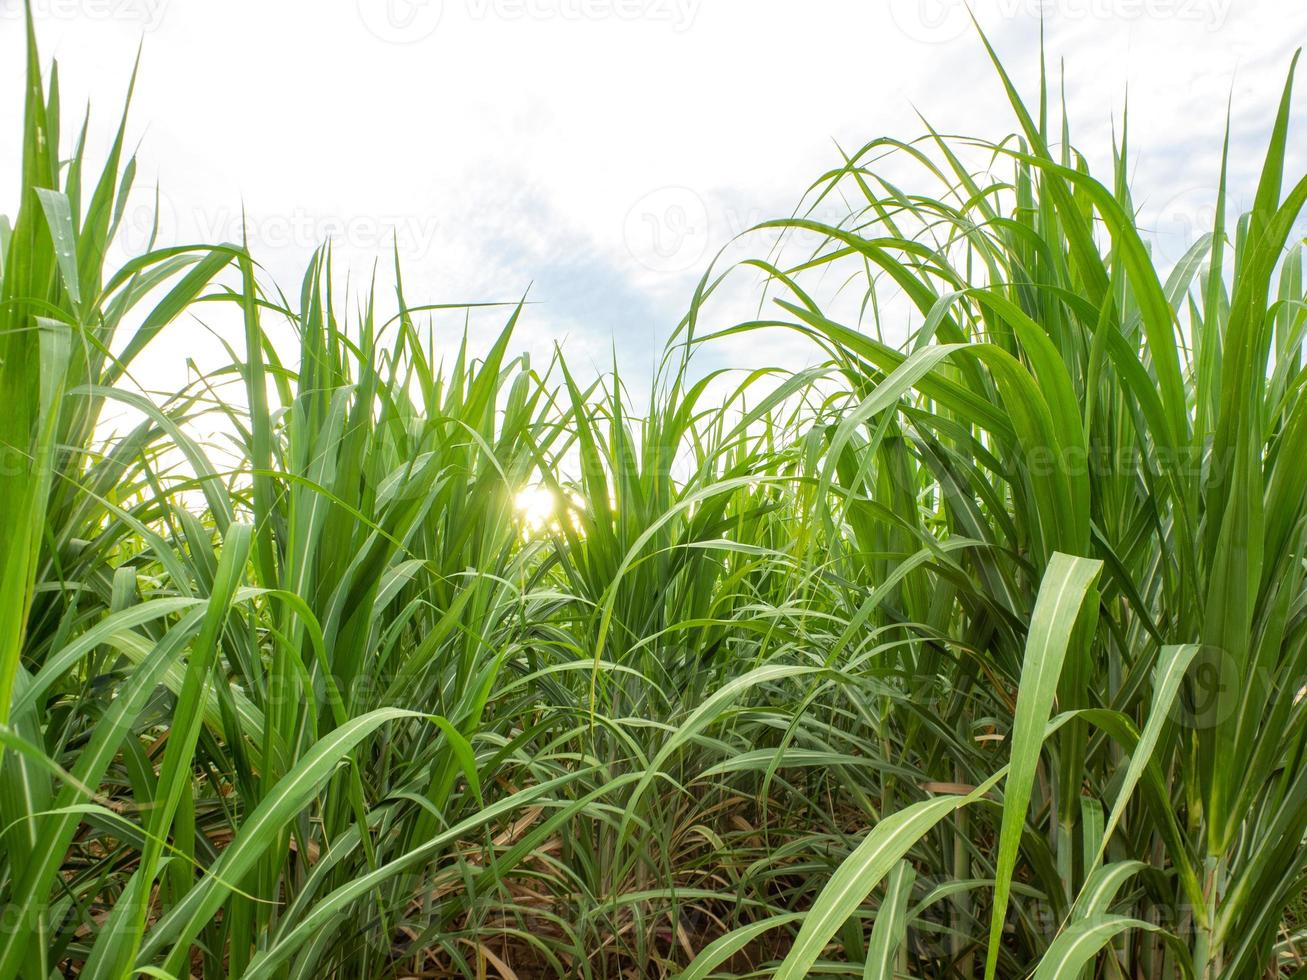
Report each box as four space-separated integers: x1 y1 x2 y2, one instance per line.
513 485 557 533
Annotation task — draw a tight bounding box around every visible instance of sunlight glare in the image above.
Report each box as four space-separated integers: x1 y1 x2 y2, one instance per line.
514 486 557 533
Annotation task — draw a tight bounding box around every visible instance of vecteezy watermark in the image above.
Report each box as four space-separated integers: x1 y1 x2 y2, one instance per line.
1147 184 1223 269
624 186 711 274
0 0 167 29
622 190 877 275
0 0 168 30
115 186 179 258
356 0 445 43
113 188 442 262
1166 646 1245 731
887 0 1234 45
194 206 442 257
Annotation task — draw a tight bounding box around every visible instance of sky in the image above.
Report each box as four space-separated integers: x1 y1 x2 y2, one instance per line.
0 0 1305 391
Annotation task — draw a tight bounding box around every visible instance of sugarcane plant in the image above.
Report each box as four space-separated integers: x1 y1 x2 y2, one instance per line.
679 34 1307 980
0 2 1304 976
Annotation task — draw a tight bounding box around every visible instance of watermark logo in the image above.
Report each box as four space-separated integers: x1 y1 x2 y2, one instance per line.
0 0 168 30
116 187 179 258
112 188 442 262
1168 646 1242 730
888 0 973 44
624 186 710 274
1149 184 1221 268
196 206 442 257
357 0 445 43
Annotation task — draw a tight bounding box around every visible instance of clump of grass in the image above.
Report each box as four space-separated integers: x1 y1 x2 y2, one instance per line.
0 4 1304 977
678 35 1307 980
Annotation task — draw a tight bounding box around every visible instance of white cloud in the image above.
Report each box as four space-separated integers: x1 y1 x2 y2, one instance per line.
0 0 1303 387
